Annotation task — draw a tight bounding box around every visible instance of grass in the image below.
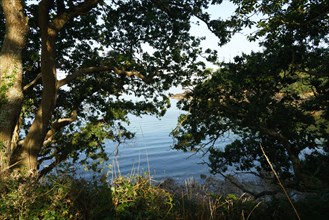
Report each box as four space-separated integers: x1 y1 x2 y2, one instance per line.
0 165 328 219
0 173 261 220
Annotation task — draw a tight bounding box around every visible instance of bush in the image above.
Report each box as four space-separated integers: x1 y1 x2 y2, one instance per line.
111 175 173 219
0 173 173 219
0 174 114 219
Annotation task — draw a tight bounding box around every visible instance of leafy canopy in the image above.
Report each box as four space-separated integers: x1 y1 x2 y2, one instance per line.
173 0 329 190
0 0 229 175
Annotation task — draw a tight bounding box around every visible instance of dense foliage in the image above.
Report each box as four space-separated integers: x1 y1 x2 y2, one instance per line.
1 1 329 217
0 0 228 176
1 172 329 219
1 0 328 198
173 0 329 190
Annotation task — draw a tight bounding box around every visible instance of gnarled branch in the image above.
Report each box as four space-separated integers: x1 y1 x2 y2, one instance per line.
57 66 145 88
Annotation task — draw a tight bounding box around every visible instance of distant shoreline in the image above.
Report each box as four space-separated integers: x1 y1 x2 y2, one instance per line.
170 92 188 100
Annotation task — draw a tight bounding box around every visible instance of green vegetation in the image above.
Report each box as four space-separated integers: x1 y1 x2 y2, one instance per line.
0 0 227 177
1 0 329 218
110 175 173 219
173 0 329 192
0 174 113 219
1 172 329 219
1 0 199 174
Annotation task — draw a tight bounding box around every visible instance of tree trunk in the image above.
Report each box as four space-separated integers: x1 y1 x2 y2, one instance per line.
0 0 28 174
10 0 58 174
8 0 101 176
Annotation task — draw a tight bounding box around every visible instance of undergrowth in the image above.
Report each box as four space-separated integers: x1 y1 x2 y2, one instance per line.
0 172 328 219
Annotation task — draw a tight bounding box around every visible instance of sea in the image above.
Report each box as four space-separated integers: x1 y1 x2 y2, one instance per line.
101 99 232 183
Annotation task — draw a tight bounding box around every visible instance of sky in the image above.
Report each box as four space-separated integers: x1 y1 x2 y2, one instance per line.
26 0 261 95
189 1 261 64
165 1 262 93
26 0 261 62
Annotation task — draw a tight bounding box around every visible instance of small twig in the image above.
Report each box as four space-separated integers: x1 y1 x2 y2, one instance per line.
259 144 301 220
247 201 262 220
0 160 22 174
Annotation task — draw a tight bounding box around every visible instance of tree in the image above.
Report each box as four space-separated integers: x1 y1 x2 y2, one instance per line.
0 0 227 177
173 0 329 191
0 0 28 175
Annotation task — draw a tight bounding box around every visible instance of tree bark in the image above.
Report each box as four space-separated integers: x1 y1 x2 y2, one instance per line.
10 0 58 174
0 0 28 173
10 0 101 175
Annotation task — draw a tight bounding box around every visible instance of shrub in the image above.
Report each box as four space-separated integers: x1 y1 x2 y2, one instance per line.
111 175 173 219
0 173 173 219
0 174 114 219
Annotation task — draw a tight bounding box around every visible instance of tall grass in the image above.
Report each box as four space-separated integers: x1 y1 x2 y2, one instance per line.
1 160 328 219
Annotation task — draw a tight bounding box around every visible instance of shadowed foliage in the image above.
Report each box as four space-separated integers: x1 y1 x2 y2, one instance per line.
173 0 329 191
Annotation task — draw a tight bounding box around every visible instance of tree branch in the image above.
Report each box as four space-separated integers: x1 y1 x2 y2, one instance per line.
23 72 42 91
218 171 280 199
43 110 78 146
57 66 145 88
50 0 101 32
39 149 69 178
256 126 291 148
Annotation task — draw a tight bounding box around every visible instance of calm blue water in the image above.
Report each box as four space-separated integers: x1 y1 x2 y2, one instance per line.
104 99 226 182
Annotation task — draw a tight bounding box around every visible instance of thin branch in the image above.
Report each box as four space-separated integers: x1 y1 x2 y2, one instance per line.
39 150 69 178
0 160 22 175
38 151 57 163
44 110 78 145
252 125 297 158
114 67 145 79
223 173 257 196
235 170 274 181
217 171 280 199
260 144 301 220
57 66 111 88
23 73 42 91
281 9 329 27
171 104 192 135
